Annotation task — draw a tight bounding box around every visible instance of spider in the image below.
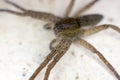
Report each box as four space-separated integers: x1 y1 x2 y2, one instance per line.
0 0 120 80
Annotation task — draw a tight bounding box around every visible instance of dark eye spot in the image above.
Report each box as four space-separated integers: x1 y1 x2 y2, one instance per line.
55 22 64 30
57 24 64 30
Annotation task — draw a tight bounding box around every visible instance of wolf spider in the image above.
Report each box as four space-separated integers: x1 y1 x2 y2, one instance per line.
0 0 120 80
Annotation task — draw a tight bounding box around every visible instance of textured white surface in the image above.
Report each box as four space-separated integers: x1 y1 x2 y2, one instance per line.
0 0 120 80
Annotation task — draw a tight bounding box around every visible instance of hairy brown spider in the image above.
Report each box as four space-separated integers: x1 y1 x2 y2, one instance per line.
0 0 120 80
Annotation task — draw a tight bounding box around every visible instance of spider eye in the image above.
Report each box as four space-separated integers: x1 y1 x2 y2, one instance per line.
54 22 64 30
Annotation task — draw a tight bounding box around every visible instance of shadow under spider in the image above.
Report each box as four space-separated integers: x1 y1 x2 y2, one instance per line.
0 0 120 80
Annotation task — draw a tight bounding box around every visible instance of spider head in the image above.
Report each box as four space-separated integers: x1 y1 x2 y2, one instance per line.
53 18 80 38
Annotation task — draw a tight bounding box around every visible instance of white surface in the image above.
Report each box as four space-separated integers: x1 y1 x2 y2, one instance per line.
0 0 120 80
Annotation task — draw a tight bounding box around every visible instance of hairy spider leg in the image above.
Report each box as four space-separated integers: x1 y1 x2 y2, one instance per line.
80 24 120 37
44 38 72 80
49 38 59 50
78 38 120 80
29 39 71 80
73 0 99 17
64 0 75 17
0 0 60 22
4 0 26 11
79 25 120 80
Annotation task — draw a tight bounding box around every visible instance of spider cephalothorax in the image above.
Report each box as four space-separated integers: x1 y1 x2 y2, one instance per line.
54 18 80 37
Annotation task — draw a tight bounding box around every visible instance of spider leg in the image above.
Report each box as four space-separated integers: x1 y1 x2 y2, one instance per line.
49 39 57 50
0 0 61 22
49 38 62 50
29 39 69 80
5 0 26 11
78 38 120 80
44 38 72 80
73 0 99 17
64 0 75 17
79 24 120 37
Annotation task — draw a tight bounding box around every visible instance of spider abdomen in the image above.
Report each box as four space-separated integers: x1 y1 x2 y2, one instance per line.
77 14 103 26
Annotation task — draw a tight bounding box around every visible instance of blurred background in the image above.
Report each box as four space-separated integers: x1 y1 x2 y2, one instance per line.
0 0 120 80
